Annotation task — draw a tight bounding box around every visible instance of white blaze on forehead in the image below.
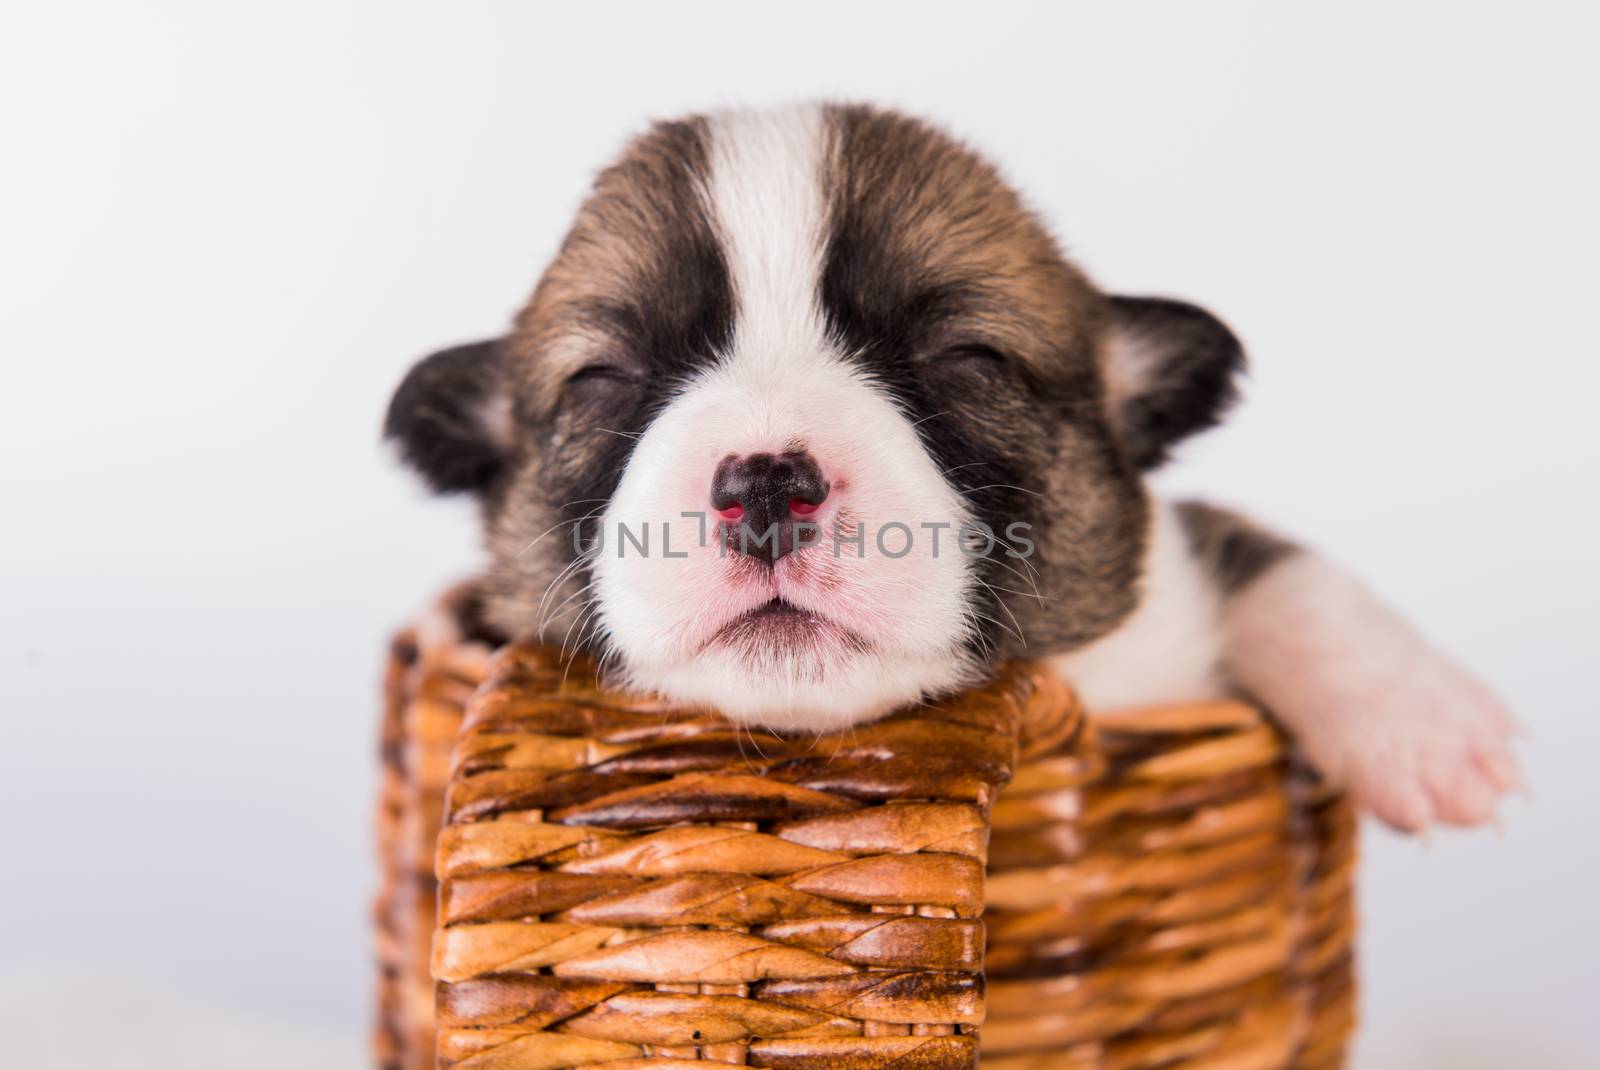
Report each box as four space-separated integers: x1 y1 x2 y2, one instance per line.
701 104 832 381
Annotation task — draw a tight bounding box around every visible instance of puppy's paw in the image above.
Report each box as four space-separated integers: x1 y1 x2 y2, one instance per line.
1222 552 1524 834
1304 656 1522 832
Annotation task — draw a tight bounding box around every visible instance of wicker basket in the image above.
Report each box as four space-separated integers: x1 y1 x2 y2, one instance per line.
375 588 1356 1070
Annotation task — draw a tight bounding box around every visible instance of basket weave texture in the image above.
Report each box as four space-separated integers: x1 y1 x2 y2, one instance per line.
375 589 1356 1070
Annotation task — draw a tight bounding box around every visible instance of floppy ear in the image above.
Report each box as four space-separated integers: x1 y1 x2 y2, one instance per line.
1102 296 1245 470
383 339 511 494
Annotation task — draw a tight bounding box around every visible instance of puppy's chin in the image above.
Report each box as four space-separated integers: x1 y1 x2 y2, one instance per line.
625 646 978 733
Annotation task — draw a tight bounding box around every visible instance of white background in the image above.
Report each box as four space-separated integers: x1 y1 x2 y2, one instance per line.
2 2 1595 1066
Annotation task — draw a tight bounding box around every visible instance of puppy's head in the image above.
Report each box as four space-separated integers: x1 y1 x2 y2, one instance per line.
387 104 1242 729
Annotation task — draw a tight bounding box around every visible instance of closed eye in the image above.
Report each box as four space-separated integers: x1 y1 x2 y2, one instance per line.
919 343 1013 380
562 363 647 406
930 344 1008 367
557 363 646 420
566 363 639 386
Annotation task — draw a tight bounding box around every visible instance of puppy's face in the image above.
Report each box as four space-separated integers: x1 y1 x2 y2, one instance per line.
388 104 1242 729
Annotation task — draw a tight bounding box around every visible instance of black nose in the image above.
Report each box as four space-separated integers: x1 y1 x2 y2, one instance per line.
710 450 829 563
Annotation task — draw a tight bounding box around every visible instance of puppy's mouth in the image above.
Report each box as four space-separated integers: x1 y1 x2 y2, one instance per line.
704 598 870 658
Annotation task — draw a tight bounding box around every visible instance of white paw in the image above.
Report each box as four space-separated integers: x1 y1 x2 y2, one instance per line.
1222 553 1525 834
1298 654 1523 832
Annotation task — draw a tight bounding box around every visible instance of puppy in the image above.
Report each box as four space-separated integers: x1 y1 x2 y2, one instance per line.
386 104 1519 831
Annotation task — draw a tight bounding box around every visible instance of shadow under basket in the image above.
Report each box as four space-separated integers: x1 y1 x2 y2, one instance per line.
375 587 1357 1070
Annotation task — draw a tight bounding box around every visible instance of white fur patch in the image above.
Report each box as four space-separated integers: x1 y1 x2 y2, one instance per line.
591 106 978 730
1048 499 1228 709
1222 554 1521 830
1100 328 1165 421
473 389 514 452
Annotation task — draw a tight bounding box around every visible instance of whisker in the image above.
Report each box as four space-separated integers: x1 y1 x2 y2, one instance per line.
825 723 856 763
560 600 600 659
966 609 1024 645
592 641 621 686
960 607 998 660
985 556 1046 601
515 504 608 559
975 578 1028 643
742 722 770 763
558 602 603 686
987 544 1043 586
533 556 589 628
961 482 1044 499
539 579 596 634
986 581 1056 602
